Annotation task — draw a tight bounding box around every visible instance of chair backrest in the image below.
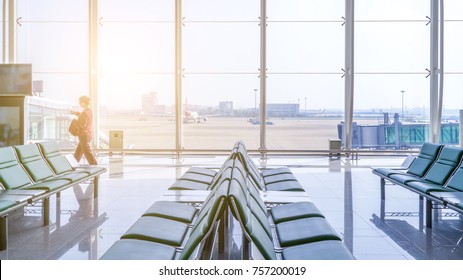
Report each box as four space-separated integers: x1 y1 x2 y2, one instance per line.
37 141 74 175
231 173 272 239
406 143 443 177
207 160 234 190
228 179 277 260
233 159 267 214
179 178 230 260
14 144 56 183
422 146 463 185
0 147 32 190
234 146 265 191
442 155 463 192
400 155 416 169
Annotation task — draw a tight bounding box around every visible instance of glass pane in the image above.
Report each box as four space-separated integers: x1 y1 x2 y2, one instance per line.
183 23 259 73
99 74 175 149
444 0 463 20
17 0 87 21
183 0 259 21
31 73 87 101
182 74 260 150
99 0 174 21
99 23 174 73
267 74 344 150
267 22 344 72
444 22 463 73
268 0 344 21
356 22 428 72
353 74 429 148
356 0 429 21
354 75 428 114
17 23 88 73
442 74 463 120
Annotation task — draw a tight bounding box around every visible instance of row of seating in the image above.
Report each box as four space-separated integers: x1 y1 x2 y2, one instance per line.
170 141 305 192
101 141 354 260
0 141 106 250
372 142 463 228
229 159 354 260
101 159 234 260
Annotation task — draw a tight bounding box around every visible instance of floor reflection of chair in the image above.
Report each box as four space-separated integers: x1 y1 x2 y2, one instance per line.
379 184 426 231
373 203 463 259
46 184 105 259
3 183 106 259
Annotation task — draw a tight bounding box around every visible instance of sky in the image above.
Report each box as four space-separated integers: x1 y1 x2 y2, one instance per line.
7 0 463 112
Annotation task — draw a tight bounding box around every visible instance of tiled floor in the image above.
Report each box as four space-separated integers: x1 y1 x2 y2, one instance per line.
1 154 463 260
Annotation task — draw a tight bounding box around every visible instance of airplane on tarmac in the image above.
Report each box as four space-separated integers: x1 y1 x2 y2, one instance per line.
183 99 208 123
183 110 207 123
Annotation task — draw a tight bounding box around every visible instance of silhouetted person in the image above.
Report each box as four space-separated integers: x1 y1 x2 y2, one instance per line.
71 96 98 165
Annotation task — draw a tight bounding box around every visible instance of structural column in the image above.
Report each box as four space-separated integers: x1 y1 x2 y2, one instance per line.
89 0 99 148
3 0 16 63
259 0 267 151
175 0 183 152
429 0 444 144
344 0 355 151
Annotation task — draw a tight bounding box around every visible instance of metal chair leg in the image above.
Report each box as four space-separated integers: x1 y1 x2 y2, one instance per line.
0 215 8 251
426 199 433 229
43 197 50 226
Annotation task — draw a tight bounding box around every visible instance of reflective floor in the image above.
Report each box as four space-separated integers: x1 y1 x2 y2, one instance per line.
1 154 463 260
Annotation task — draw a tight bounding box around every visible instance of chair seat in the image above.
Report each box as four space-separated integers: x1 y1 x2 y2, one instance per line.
388 173 422 184
22 179 71 192
0 194 33 203
373 168 406 177
271 202 324 224
0 189 46 196
261 167 292 178
264 174 298 185
276 217 341 247
185 167 217 177
169 180 210 191
406 181 449 194
100 239 176 260
74 166 106 176
56 172 90 182
0 199 18 212
282 240 355 260
142 201 197 223
178 173 214 185
121 216 189 247
265 180 305 192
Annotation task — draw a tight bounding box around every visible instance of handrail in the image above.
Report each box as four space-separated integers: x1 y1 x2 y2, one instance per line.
61 148 419 157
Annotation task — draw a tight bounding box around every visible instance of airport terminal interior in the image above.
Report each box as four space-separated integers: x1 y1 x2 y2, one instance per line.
1 0 463 260
2 154 463 260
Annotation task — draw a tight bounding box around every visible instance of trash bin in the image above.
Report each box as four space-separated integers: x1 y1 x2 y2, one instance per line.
329 138 341 158
109 130 123 155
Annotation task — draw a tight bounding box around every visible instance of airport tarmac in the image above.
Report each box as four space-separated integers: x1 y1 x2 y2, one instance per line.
100 116 380 150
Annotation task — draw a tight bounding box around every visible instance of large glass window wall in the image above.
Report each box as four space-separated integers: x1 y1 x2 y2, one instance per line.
3 0 463 152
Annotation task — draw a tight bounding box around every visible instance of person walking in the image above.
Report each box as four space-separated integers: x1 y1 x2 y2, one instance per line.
71 96 98 165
